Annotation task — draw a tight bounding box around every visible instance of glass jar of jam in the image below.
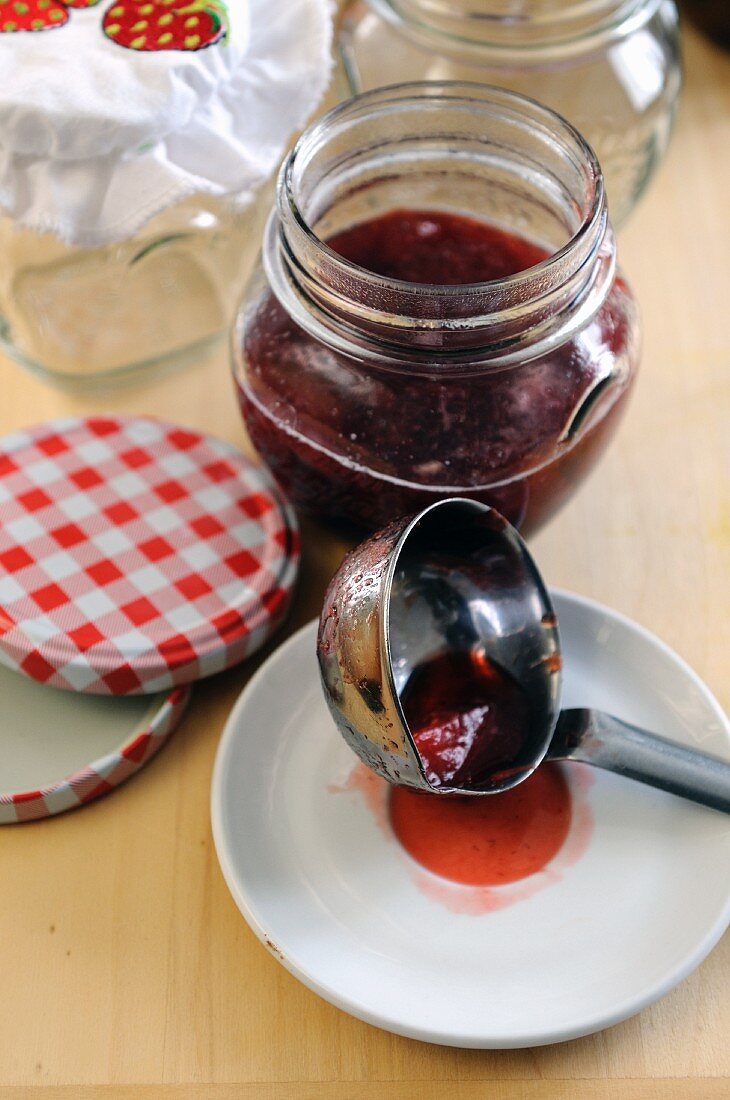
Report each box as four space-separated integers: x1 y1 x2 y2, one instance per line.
233 84 640 536
336 0 682 227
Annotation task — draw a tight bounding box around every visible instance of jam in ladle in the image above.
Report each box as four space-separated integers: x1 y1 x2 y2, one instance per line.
317 499 730 812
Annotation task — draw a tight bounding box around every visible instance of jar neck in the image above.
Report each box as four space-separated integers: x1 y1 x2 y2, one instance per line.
266 83 616 371
368 0 662 56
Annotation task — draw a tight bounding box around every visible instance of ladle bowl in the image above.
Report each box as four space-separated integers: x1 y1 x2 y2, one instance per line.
317 498 560 795
318 498 730 812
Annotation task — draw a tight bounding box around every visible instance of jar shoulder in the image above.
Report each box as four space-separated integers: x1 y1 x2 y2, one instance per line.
337 0 681 83
236 255 639 381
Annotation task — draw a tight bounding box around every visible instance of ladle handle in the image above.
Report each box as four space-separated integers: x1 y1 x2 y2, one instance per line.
551 709 730 813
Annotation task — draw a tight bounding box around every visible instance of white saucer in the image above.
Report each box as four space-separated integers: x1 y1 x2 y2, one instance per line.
211 590 730 1048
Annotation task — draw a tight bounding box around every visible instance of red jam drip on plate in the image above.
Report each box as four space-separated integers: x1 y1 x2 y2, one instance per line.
240 208 633 533
389 764 572 887
400 649 532 790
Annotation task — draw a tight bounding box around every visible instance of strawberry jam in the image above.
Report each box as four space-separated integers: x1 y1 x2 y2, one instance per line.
323 208 547 285
391 645 571 886
389 764 572 886
400 649 533 790
237 208 637 534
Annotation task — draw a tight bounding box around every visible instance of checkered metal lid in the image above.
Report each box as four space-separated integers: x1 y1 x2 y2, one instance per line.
0 416 299 695
0 681 191 824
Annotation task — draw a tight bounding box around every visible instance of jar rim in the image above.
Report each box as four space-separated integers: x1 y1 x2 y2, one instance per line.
268 82 616 366
280 82 604 302
364 0 665 59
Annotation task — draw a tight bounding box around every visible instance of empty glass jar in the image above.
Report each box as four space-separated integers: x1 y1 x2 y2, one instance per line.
0 0 334 388
336 0 682 226
0 192 270 388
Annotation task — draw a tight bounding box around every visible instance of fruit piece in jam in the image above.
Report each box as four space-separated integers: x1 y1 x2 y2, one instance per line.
238 209 635 534
400 648 533 791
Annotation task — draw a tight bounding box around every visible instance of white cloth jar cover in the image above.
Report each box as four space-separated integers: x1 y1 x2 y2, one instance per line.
0 0 333 246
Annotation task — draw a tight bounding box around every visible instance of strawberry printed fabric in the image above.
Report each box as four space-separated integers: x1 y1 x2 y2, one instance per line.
0 0 333 245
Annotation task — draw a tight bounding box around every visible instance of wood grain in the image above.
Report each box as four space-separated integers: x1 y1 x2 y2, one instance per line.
0 23 727 1097
1 1086 729 1100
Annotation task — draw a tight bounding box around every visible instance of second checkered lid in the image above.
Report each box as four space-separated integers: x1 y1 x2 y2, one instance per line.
0 417 299 695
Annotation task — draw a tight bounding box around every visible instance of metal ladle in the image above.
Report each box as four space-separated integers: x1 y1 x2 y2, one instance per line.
317 498 730 813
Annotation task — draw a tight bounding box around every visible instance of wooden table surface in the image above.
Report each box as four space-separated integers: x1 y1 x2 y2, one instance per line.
0 23 728 1100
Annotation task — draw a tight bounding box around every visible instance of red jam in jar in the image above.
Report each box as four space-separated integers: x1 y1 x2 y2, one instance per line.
325 208 547 285
233 86 640 534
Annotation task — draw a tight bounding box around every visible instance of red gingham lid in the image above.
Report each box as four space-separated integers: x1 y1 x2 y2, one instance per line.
0 683 191 824
0 417 299 695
